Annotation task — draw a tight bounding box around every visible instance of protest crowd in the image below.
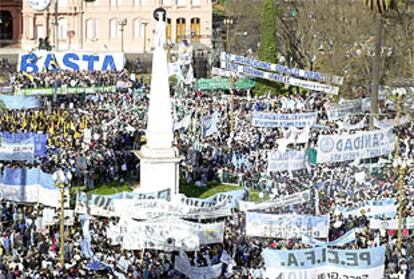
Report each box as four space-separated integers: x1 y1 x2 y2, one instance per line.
0 47 412 279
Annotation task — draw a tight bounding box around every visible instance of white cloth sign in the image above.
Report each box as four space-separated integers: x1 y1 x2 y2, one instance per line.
222 61 340 95
267 149 306 172
262 246 386 279
246 213 329 239
221 52 343 85
121 217 224 251
239 190 311 211
317 128 395 164
369 218 414 230
175 251 223 279
326 99 366 120
113 198 232 220
251 111 317 128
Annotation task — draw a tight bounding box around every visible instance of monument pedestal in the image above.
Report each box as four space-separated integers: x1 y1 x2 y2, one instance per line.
133 146 183 195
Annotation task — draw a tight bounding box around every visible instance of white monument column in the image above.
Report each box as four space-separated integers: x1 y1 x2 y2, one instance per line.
134 8 183 196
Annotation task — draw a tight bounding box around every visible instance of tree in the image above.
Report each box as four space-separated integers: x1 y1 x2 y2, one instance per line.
257 0 280 94
362 0 405 127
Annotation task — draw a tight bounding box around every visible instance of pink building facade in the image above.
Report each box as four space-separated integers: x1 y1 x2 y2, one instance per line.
21 0 212 53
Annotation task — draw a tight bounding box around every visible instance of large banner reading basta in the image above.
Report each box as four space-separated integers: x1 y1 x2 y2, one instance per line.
317 128 395 163
262 246 385 279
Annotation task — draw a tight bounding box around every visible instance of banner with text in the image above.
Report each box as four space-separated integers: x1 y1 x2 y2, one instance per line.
267 149 306 172
302 229 356 247
113 198 232 220
246 213 329 239
0 136 35 161
251 111 317 128
239 190 311 211
317 128 395 164
339 198 397 219
16 86 117 96
262 246 385 279
121 217 224 251
175 250 223 279
221 61 340 95
221 52 343 85
18 51 125 73
75 188 171 217
326 99 366 120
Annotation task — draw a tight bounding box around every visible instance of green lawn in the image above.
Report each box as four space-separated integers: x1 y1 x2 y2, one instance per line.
71 182 133 196
179 182 267 202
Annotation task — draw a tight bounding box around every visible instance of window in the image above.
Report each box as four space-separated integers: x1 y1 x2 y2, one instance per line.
191 18 200 43
192 0 201 5
176 18 186 42
162 0 172 6
35 25 44 40
109 18 118 39
176 0 186 6
133 18 141 38
134 0 146 5
166 18 172 41
58 17 67 40
60 0 68 7
110 0 121 6
86 19 97 39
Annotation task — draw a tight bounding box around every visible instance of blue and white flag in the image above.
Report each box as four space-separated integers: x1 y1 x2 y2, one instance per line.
0 96 41 110
0 167 67 208
0 136 35 161
262 246 385 279
202 113 219 138
302 229 356 247
0 132 47 157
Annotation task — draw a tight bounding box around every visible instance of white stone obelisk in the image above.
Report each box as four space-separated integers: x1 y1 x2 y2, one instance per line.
134 9 183 196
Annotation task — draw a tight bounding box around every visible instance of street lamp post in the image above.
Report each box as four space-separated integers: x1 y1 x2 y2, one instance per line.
223 18 233 52
52 169 68 268
393 158 412 252
118 18 128 53
392 88 406 161
229 72 237 137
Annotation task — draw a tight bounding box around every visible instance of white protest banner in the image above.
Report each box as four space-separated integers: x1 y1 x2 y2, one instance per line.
267 149 306 172
75 188 171 217
221 52 343 85
262 246 386 279
0 136 35 161
113 198 232 220
212 67 232 77
175 250 223 279
339 198 397 219
239 190 311 211
174 114 192 131
251 111 317 128
326 99 365 120
178 188 248 210
246 213 329 239
369 218 414 230
317 128 395 164
42 208 56 226
222 61 340 95
202 113 219 138
302 229 356 247
18 51 125 73
373 115 411 129
121 217 223 251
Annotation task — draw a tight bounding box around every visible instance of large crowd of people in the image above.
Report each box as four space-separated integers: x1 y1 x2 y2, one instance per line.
0 66 412 279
